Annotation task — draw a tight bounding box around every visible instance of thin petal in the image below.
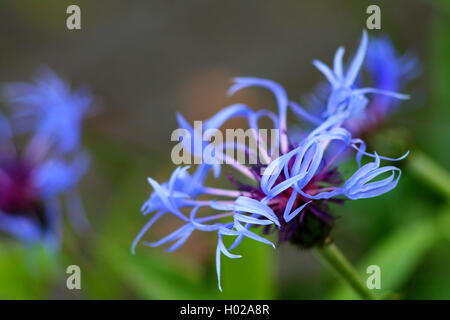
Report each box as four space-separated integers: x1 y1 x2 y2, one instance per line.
144 224 193 247
131 211 166 254
204 104 252 131
353 87 410 100
288 101 322 124
344 30 368 86
333 46 345 80
234 213 274 226
284 200 311 223
234 197 280 226
166 228 194 252
147 177 188 221
234 221 275 247
313 60 337 87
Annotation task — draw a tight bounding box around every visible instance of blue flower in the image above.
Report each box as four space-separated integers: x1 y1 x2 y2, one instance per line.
296 34 418 136
133 31 411 291
0 70 93 247
3 68 93 153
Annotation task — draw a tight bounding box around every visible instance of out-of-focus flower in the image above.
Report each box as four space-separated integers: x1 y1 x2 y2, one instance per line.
0 69 93 247
3 68 93 153
343 36 419 135
133 31 411 291
300 34 418 136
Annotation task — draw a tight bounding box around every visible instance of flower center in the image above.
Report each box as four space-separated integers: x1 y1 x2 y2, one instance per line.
0 159 39 214
233 163 344 249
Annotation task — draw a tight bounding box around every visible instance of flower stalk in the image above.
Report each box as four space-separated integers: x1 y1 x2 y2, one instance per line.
314 242 378 300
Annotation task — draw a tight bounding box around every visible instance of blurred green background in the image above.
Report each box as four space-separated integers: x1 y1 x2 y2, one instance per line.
0 0 450 299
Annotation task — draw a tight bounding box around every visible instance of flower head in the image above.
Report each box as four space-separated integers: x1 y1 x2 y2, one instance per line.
133 31 411 291
0 69 93 247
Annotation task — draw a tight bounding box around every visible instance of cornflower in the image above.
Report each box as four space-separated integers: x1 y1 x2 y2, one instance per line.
133 31 410 291
0 69 92 246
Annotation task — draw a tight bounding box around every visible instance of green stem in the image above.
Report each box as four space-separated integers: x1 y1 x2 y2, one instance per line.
315 243 377 300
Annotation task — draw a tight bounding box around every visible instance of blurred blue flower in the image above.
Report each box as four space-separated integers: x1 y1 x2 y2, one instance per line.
348 35 418 134
298 33 418 136
133 31 411 291
311 31 410 129
3 68 93 153
0 69 93 247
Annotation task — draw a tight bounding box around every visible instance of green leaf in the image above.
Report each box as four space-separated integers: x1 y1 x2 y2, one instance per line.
434 206 450 242
327 213 439 299
0 243 58 299
408 152 450 199
220 235 276 299
101 241 214 299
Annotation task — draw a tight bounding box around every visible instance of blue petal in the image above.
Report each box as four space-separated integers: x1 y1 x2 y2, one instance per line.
168 166 191 194
234 196 280 226
261 150 297 194
144 224 193 248
167 228 194 252
0 113 12 138
343 155 402 200
0 211 43 243
131 211 166 254
146 177 188 221
204 104 252 131
228 78 288 147
333 47 345 80
210 201 235 211
344 30 368 86
176 104 252 177
313 60 337 87
234 214 274 226
283 192 311 223
189 207 224 231
248 110 279 131
35 152 89 197
233 221 275 248
288 101 322 125
216 234 242 292
263 172 306 200
3 68 93 153
353 88 409 100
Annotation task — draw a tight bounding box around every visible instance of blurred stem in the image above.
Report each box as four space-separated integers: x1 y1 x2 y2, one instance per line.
315 243 377 300
408 151 450 199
